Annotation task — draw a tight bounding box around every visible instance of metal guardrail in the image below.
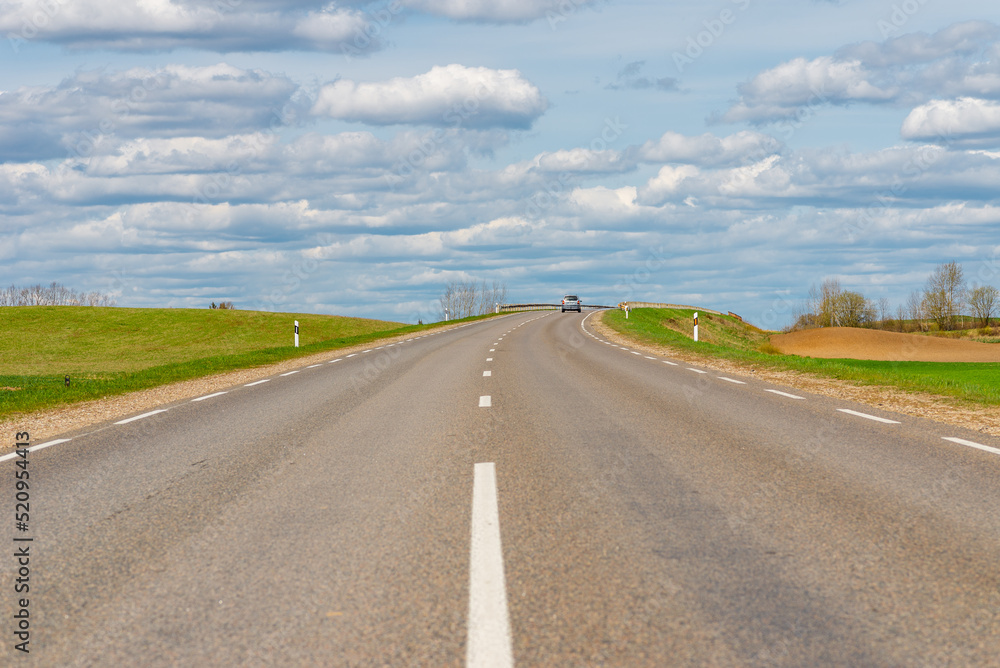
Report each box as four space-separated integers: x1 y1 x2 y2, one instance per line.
498 303 614 312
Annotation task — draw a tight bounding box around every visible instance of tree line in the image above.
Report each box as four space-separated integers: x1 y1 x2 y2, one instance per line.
0 282 117 307
438 280 508 320
795 262 998 332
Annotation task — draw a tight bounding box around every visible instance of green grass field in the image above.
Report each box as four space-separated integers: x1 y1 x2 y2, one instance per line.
0 306 489 419
605 308 1000 406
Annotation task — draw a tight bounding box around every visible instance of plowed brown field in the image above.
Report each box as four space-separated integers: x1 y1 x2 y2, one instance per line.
770 327 1000 362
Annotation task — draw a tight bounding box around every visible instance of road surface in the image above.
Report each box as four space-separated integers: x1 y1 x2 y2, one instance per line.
2 311 999 666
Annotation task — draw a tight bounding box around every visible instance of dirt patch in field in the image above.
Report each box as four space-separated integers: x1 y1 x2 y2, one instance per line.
770 327 1000 362
591 313 1000 438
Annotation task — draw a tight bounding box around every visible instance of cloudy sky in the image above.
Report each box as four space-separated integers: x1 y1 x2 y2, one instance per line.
3 0 1000 326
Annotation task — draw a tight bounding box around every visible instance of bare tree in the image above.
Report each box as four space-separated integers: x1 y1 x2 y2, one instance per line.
0 282 116 307
439 279 508 320
923 261 966 331
906 290 926 331
877 297 892 329
968 285 999 329
808 278 842 327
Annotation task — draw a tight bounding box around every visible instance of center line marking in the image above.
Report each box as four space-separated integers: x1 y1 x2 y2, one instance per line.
245 379 271 386
483 370 492 377
766 389 804 400
467 462 513 668
192 391 227 401
489 349 495 352
479 395 492 407
942 436 1000 456
717 377 746 384
837 408 900 424
115 409 168 425
486 358 493 362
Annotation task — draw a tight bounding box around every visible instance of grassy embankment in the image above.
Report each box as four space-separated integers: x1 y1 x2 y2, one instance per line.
0 306 494 418
604 307 1000 406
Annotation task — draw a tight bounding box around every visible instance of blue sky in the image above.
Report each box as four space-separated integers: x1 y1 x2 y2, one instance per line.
2 0 1000 327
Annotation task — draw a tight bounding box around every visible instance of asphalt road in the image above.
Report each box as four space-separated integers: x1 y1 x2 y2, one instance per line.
2 311 1000 666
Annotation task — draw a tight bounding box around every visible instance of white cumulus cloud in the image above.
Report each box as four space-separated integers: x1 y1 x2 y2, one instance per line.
902 97 1000 147
311 64 548 128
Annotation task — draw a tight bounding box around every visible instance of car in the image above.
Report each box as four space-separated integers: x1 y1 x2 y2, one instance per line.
561 295 582 312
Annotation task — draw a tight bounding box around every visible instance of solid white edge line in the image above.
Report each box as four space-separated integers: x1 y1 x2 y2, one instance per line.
942 437 1000 456
192 391 228 402
765 389 805 400
115 409 168 425
717 377 746 384
467 462 514 668
837 408 901 424
479 396 492 407
483 370 492 377
279 370 300 377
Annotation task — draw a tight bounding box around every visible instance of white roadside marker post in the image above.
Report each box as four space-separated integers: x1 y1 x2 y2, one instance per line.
294 320 299 348
693 312 699 342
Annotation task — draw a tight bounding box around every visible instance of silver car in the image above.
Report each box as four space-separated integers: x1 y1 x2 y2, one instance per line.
561 295 582 312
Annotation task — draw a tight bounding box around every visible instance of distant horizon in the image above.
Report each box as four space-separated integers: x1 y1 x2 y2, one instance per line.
3 1 999 330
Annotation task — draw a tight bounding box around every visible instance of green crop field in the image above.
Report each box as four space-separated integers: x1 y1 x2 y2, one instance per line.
604 307 1000 406
0 306 492 419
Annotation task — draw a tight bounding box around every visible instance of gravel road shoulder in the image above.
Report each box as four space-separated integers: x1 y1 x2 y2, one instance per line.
591 311 1000 438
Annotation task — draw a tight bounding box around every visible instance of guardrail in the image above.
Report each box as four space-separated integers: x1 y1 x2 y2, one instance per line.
498 303 614 312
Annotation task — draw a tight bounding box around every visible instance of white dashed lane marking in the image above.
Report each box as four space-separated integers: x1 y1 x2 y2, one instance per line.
765 389 805 400
192 391 228 402
943 437 1000 456
115 410 168 425
280 370 300 377
483 371 492 377
479 396 492 408
717 377 746 385
245 379 271 386
837 409 901 424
